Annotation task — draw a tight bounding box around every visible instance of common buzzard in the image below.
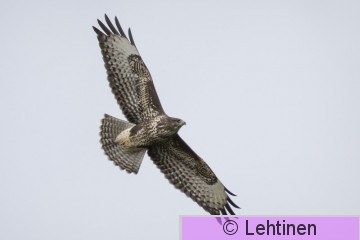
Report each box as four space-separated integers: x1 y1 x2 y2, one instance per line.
93 15 239 215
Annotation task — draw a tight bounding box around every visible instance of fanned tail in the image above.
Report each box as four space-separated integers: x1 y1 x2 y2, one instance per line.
100 114 146 174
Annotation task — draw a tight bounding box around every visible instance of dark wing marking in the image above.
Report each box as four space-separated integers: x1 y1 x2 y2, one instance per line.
104 15 119 35
148 135 239 215
128 28 136 46
115 17 127 39
93 15 165 123
225 187 237 196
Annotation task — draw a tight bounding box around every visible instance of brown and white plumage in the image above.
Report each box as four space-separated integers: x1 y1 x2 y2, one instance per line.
94 15 239 215
93 15 164 123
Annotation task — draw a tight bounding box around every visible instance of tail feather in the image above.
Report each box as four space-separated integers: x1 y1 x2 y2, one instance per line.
100 114 146 174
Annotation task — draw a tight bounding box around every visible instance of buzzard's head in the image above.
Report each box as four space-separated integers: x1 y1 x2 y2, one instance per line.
170 117 186 131
159 117 186 137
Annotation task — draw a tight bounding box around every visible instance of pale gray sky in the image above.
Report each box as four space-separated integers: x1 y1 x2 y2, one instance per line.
1 0 359 239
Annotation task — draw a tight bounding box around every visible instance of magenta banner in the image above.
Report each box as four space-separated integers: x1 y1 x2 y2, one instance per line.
181 216 359 240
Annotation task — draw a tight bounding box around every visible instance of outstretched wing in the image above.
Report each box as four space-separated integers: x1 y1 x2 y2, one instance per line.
93 15 164 124
148 135 239 215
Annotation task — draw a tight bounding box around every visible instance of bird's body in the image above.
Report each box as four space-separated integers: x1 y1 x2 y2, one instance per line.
115 115 186 150
93 15 239 215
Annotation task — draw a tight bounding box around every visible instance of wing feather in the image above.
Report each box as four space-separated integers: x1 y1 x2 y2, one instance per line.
148 135 238 215
104 14 119 35
97 19 112 35
114 16 128 39
94 16 164 123
128 28 136 46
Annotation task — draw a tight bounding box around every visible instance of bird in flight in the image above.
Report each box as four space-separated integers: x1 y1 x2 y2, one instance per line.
93 15 239 215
